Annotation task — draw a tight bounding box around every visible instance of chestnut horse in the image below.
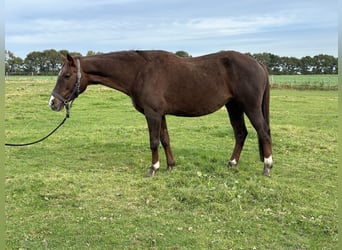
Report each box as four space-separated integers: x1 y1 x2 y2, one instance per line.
49 50 273 177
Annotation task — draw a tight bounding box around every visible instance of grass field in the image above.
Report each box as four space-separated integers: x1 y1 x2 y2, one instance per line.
270 74 338 90
5 76 338 249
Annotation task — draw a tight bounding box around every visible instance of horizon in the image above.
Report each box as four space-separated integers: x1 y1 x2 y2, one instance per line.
5 48 338 60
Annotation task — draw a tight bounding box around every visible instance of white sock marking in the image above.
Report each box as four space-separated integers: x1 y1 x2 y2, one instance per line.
230 159 237 165
152 161 160 170
264 155 273 166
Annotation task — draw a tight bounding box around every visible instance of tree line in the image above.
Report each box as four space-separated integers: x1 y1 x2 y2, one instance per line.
5 49 338 75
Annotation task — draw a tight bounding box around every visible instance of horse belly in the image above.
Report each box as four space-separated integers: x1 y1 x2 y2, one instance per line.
165 83 231 117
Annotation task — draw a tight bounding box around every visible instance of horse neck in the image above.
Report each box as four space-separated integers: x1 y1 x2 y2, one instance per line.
81 52 145 95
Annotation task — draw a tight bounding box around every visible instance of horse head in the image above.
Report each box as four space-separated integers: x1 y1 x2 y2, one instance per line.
49 54 85 112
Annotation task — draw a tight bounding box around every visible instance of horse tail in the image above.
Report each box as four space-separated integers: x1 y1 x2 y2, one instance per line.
259 63 271 161
262 68 270 127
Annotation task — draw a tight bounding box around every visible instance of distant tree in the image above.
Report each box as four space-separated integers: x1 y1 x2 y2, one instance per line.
251 53 337 75
4 49 338 75
68 51 83 57
5 50 24 74
252 53 281 74
175 51 191 57
300 56 314 74
312 54 337 74
58 50 70 57
280 56 301 75
86 50 103 56
43 49 61 73
24 51 44 74
58 50 82 57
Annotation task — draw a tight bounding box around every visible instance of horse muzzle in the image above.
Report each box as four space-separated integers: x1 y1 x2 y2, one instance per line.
49 95 64 112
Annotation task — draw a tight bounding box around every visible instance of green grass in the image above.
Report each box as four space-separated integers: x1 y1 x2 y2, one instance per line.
5 76 338 249
270 74 338 90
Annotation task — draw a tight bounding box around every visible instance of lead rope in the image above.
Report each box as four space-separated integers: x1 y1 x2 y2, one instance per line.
5 108 70 147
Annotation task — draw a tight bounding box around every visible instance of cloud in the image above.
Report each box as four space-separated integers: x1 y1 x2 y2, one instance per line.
7 14 293 44
182 15 293 36
5 0 338 58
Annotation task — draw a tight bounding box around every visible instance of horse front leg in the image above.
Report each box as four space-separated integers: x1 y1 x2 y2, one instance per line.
144 112 162 177
160 116 176 172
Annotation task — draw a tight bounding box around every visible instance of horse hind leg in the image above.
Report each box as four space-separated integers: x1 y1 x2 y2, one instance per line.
245 109 273 176
261 126 272 176
160 116 176 172
226 101 248 168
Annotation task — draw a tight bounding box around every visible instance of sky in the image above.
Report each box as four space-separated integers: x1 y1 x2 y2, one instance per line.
5 0 338 59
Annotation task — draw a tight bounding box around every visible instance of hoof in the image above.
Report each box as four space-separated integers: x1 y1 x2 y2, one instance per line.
227 159 238 168
262 166 271 177
262 163 273 177
166 165 175 172
145 168 157 178
227 160 239 173
145 161 160 178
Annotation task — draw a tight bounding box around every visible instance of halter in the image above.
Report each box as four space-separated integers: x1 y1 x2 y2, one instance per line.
51 58 81 117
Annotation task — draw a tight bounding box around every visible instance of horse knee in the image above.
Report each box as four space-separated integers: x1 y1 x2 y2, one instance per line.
160 137 169 147
149 138 160 151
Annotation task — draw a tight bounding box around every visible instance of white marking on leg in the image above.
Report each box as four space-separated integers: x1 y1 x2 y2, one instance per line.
228 158 238 168
152 161 160 171
49 95 55 107
264 155 273 166
230 159 237 165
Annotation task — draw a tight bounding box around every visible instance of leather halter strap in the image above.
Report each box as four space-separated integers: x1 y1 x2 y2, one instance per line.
51 59 81 116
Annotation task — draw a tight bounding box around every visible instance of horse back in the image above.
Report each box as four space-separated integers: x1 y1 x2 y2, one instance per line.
132 50 268 116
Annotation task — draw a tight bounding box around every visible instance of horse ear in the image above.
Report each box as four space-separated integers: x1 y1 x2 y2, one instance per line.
66 54 76 66
61 55 66 61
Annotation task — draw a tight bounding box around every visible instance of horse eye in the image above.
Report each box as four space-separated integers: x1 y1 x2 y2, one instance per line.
65 73 71 79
